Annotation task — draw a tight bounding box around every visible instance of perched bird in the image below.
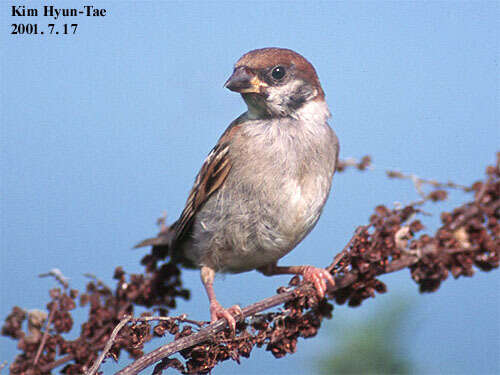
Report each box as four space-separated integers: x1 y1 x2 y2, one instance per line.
137 47 339 331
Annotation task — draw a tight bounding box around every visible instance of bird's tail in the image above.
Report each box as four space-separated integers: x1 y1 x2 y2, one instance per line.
133 226 175 249
134 236 166 248
134 223 195 268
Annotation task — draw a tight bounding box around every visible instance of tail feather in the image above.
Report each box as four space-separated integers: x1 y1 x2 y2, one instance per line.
135 224 196 268
134 226 175 249
134 236 166 248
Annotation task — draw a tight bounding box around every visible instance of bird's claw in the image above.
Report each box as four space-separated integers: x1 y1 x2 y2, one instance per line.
301 266 335 299
209 301 242 333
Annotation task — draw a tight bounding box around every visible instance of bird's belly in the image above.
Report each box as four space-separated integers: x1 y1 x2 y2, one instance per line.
182 118 337 273
184 170 330 273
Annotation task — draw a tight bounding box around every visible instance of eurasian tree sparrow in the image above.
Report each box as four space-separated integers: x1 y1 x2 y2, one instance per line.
137 48 339 331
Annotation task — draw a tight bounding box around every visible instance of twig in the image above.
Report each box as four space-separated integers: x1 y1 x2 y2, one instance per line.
86 316 133 375
136 314 205 328
38 269 69 289
386 170 472 193
116 250 421 375
336 156 372 172
39 327 112 372
474 177 491 203
33 300 57 366
40 354 78 373
86 315 207 375
327 226 365 273
157 211 168 232
84 273 113 293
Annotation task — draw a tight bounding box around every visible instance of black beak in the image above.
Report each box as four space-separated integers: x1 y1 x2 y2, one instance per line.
224 67 265 93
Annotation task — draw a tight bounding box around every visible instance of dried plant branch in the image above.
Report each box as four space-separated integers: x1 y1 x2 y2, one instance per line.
86 314 207 375
386 170 473 193
33 301 57 366
2 153 498 375
87 316 133 375
116 154 500 374
39 269 69 289
120 208 496 375
336 156 372 172
116 248 421 375
339 156 472 207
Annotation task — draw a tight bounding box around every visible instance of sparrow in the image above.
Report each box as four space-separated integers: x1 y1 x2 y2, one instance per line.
136 47 339 332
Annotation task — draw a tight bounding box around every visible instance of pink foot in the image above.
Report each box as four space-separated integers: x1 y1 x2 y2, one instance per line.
300 266 335 299
209 301 242 333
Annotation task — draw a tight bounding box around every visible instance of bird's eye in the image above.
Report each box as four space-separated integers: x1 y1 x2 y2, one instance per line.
271 66 286 80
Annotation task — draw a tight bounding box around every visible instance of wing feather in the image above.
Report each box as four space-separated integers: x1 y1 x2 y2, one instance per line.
172 141 231 243
134 119 243 251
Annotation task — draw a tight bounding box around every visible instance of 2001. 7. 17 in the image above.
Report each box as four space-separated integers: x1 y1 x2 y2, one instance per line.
11 24 78 35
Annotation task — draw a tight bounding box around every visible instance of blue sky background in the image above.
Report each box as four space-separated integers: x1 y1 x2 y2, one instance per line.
1 1 499 374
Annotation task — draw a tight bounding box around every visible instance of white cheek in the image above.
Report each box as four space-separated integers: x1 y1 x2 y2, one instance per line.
269 80 302 102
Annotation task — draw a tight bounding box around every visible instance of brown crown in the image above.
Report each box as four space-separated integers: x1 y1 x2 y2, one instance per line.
235 47 324 98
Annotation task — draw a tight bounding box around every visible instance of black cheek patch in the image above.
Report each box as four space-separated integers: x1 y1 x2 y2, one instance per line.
288 84 313 110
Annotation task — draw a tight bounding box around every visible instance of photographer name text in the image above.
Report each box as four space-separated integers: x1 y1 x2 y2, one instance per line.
10 5 107 35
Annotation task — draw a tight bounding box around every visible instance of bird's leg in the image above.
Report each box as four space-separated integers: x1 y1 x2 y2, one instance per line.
200 266 242 333
257 263 335 299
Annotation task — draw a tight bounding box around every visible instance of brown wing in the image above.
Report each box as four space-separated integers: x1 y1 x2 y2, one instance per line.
169 120 245 245
134 120 242 251
171 141 231 244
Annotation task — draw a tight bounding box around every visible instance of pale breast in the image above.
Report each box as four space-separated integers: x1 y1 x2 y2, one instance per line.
184 115 338 273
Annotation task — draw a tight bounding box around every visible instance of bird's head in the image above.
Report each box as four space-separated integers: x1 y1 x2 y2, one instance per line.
224 48 325 118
